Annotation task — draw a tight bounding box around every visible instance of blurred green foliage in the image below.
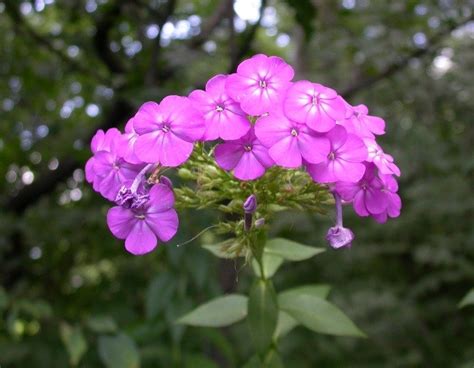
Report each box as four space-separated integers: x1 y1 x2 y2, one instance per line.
0 0 473 366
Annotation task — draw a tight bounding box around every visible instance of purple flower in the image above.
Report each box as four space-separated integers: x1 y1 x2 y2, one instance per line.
85 128 145 201
189 74 250 140
214 128 274 181
335 163 393 218
326 226 354 249
341 104 385 139
226 54 294 116
85 128 121 184
364 139 401 176
306 125 367 183
326 192 354 249
255 111 330 168
283 81 346 133
93 151 146 201
107 183 179 255
116 117 142 164
243 194 257 214
134 96 205 167
371 174 402 223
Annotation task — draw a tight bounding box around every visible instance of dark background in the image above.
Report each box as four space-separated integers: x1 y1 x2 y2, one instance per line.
0 0 473 367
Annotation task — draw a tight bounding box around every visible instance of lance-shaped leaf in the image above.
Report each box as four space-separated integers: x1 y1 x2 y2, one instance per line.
273 311 298 340
59 323 88 367
278 284 331 303
98 333 140 368
202 239 241 259
265 238 325 261
280 294 366 338
274 284 331 339
459 288 474 308
247 280 278 354
252 253 284 279
177 294 248 327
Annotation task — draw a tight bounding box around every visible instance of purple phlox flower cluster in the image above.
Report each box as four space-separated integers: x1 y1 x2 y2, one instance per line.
86 53 401 255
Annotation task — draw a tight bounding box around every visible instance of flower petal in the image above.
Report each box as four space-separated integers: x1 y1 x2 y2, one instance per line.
125 221 158 255
146 209 179 242
107 206 135 239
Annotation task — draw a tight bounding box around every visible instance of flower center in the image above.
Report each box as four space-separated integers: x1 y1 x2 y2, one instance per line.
161 124 171 133
311 95 319 105
215 105 224 112
135 214 146 220
290 128 298 137
328 151 336 160
244 144 253 152
259 80 267 88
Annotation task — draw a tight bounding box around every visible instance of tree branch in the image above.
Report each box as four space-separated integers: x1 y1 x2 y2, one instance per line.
341 14 474 98
189 0 234 49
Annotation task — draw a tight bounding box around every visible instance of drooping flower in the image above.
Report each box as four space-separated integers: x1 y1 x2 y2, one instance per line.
85 128 145 201
255 111 330 168
335 163 393 218
325 192 354 249
283 81 346 133
116 117 142 165
85 128 121 185
134 96 205 167
341 103 385 138
364 138 401 176
189 74 250 140
306 125 367 183
92 148 146 201
225 54 294 116
214 128 274 180
371 174 402 223
107 183 179 255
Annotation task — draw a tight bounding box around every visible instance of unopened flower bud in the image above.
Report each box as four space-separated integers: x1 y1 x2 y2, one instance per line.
243 194 257 214
178 168 194 180
254 218 265 228
326 226 354 249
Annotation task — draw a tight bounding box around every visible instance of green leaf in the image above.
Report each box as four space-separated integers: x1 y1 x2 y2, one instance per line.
459 288 474 308
98 334 140 368
278 284 331 303
59 323 88 366
146 272 175 320
265 238 325 261
177 294 248 327
273 311 298 339
202 239 240 259
85 315 117 334
247 280 278 354
263 348 285 368
274 285 331 339
252 253 284 279
280 294 366 338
